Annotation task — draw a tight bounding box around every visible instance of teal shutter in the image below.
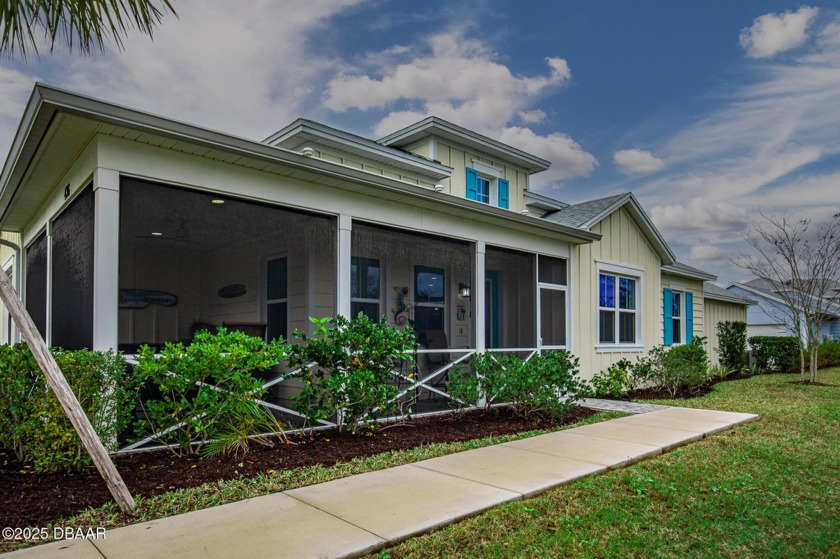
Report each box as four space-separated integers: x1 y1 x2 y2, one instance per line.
685 292 694 342
663 288 673 346
466 167 478 200
498 178 510 209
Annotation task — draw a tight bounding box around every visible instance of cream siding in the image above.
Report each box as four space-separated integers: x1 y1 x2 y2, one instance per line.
431 141 528 213
705 299 748 365
572 207 661 379
296 146 436 189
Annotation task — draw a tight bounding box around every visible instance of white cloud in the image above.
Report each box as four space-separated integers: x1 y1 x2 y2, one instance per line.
612 149 664 174
497 127 597 186
649 197 749 237
4 0 366 146
325 28 594 184
518 109 546 125
739 6 819 58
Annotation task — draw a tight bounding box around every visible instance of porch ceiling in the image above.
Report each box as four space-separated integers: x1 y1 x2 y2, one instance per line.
0 84 600 246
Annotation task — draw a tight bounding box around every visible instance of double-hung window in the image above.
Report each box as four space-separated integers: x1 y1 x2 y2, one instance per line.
664 288 693 345
351 256 381 321
414 265 445 331
265 256 287 341
466 162 509 209
599 272 638 345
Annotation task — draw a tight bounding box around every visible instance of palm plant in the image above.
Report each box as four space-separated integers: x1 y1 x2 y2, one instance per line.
1 0 176 58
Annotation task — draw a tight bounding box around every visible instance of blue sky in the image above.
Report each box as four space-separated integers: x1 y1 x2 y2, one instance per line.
1 1 838 284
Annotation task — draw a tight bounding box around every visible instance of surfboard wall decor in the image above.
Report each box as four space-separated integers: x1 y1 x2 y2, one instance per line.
119 289 179 308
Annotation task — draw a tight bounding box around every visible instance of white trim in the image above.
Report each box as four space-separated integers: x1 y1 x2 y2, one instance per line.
595 344 644 354
596 262 644 347
471 159 502 178
93 169 120 351
595 259 645 276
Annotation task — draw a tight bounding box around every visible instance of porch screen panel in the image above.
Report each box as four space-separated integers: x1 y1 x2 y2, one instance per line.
25 231 48 339
50 185 95 349
540 289 566 346
486 246 536 349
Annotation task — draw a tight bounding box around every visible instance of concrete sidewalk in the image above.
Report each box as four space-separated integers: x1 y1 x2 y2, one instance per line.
4 406 758 559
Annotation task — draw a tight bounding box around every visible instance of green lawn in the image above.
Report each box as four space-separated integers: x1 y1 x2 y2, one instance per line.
375 369 840 559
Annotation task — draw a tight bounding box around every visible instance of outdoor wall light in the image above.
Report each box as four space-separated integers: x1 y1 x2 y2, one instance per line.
459 283 471 298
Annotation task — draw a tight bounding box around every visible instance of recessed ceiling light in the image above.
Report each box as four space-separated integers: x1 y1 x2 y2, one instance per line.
151 232 163 237
211 199 225 205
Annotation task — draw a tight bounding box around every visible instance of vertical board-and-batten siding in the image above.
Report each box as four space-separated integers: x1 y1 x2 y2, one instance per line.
432 141 526 213
705 299 748 365
573 206 662 379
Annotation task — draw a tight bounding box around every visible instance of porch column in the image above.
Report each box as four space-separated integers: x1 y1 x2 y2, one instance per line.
473 241 486 407
92 168 120 351
337 214 352 318
473 241 486 352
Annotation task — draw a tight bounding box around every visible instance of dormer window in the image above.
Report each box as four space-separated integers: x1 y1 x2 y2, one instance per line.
466 161 509 209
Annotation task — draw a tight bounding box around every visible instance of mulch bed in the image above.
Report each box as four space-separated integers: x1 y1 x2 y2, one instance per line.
0 406 595 529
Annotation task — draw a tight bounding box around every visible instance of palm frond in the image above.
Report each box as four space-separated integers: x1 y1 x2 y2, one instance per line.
1 0 177 59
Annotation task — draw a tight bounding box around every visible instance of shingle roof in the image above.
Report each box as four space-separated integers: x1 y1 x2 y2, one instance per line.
662 261 717 281
704 283 756 305
541 193 630 228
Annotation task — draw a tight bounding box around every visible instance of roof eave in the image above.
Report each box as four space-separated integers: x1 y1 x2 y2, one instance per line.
0 85 599 246
265 118 452 180
662 265 717 282
379 116 551 173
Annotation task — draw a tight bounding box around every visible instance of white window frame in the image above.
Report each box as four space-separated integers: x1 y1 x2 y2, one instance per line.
263 254 288 341
351 256 382 321
536 254 569 350
671 290 685 345
471 160 502 206
414 264 447 333
596 261 644 353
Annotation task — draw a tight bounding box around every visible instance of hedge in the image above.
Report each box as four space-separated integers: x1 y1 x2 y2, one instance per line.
748 336 800 373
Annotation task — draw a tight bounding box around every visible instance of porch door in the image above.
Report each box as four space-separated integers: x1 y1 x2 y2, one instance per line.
538 286 567 350
485 270 501 348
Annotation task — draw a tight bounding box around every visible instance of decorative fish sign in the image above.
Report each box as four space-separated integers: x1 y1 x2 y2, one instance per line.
119 289 178 309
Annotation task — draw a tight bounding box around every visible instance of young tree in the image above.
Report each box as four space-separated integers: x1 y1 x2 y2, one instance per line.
737 212 840 383
1 0 176 58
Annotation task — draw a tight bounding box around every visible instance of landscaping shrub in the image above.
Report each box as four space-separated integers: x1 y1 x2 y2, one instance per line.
589 358 635 398
287 314 417 433
445 362 480 416
818 339 840 369
131 328 287 456
633 337 712 397
748 336 800 373
717 321 747 371
450 350 588 418
0 344 132 472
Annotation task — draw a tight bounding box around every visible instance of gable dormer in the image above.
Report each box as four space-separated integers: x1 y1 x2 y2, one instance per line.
265 119 451 189
378 117 550 214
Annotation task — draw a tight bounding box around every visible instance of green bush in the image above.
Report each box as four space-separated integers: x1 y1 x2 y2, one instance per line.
0 344 132 472
446 363 480 416
717 321 747 371
818 340 840 369
748 336 800 373
589 359 635 398
131 328 287 456
633 337 711 397
287 314 417 434
451 350 588 418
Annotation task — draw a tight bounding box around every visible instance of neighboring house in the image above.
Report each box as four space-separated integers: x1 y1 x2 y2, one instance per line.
728 279 840 342
0 85 751 397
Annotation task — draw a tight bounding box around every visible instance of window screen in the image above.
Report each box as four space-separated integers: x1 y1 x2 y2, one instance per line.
25 231 48 339
51 185 95 349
